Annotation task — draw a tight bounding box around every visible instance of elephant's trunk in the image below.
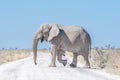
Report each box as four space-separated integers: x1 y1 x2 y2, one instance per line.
33 39 39 65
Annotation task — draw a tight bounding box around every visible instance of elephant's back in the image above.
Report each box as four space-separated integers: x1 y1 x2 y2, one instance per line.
60 26 85 34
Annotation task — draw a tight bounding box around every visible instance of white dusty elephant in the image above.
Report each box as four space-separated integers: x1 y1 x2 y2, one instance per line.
33 24 91 68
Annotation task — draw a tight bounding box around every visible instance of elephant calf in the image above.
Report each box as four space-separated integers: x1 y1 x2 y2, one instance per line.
33 24 91 68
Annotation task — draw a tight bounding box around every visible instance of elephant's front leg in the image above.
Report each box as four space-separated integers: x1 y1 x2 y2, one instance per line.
70 53 78 67
49 45 57 67
57 50 67 66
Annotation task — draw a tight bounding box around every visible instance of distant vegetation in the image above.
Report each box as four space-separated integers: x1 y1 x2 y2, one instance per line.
94 44 117 50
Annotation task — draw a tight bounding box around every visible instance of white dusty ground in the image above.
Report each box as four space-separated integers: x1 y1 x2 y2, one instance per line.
0 53 120 80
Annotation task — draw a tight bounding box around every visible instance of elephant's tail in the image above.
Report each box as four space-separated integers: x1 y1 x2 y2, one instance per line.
89 40 91 58
82 28 91 57
85 29 91 57
88 33 91 58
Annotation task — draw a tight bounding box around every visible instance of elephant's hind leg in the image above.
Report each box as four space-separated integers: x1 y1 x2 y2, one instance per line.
83 53 90 68
70 53 78 67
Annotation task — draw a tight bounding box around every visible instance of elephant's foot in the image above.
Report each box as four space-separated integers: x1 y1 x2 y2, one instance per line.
62 60 67 66
70 63 77 68
48 64 56 67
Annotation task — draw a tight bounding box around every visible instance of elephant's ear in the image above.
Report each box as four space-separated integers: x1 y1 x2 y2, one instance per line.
48 24 60 41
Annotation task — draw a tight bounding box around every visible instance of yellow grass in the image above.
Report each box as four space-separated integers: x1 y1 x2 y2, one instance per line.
0 50 31 64
0 49 50 65
90 49 120 75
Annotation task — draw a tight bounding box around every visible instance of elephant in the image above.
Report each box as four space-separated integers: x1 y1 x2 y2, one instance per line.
33 24 91 68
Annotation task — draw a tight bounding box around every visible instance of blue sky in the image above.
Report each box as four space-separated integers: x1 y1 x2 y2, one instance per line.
0 0 120 49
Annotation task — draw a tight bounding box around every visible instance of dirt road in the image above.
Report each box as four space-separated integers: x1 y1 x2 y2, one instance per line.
0 53 119 80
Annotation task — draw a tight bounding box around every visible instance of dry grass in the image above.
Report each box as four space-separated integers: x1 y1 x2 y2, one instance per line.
89 49 120 75
0 50 31 64
0 49 50 65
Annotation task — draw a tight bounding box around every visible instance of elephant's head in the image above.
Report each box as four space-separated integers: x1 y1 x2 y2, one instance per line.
33 24 60 65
